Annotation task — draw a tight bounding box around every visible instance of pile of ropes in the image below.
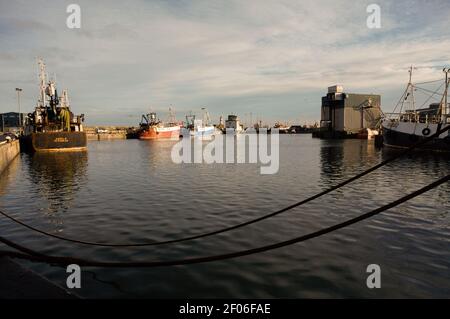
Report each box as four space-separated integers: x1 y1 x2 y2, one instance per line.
0 125 449 268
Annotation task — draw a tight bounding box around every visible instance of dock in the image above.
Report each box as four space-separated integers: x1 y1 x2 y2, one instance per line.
0 257 77 299
0 139 20 175
85 126 128 140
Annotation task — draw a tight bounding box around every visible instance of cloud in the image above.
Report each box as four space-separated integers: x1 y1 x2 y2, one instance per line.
0 0 450 125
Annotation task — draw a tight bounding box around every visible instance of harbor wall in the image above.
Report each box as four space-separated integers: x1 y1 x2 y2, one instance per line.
85 126 127 140
86 132 127 140
0 140 20 175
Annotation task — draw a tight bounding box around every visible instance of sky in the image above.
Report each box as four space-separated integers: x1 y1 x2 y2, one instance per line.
1 0 450 126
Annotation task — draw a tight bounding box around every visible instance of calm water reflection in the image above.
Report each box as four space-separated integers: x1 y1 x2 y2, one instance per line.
0 135 449 298
28 152 88 214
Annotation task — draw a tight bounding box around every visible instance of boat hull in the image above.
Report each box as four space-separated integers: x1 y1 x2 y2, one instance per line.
21 132 87 152
382 120 450 152
190 126 217 137
356 128 379 140
139 126 180 140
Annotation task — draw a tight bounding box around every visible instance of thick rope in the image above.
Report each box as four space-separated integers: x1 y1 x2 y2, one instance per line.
1 173 448 267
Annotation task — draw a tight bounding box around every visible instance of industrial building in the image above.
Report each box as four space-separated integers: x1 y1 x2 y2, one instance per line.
316 85 381 138
0 112 27 133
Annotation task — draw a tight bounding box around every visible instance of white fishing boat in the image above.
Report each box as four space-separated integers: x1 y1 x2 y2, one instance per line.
186 108 221 138
381 67 450 151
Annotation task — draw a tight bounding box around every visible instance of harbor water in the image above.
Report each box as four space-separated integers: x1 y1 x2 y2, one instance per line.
0 135 449 298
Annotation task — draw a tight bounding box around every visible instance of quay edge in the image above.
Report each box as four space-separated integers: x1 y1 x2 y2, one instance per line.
0 139 20 175
0 257 78 299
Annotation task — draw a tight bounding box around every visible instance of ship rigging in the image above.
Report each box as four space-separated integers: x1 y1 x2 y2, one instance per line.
381 66 450 151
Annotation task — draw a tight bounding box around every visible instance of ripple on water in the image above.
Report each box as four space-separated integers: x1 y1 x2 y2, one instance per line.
0 136 449 298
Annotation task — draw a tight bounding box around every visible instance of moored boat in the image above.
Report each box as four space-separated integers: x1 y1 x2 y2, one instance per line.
224 114 244 134
138 109 181 140
356 128 379 139
21 58 87 152
190 122 216 137
185 108 221 137
273 122 290 134
381 67 450 152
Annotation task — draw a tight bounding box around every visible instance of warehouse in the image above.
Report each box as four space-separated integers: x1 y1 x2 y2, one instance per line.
0 112 27 133
317 85 381 138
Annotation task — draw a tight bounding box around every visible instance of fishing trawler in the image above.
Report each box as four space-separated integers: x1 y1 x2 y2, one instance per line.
273 122 290 134
381 67 450 151
224 114 244 134
21 58 87 152
185 108 220 137
138 108 181 139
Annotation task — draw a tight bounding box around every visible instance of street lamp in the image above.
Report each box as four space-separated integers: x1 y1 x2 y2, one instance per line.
15 88 22 132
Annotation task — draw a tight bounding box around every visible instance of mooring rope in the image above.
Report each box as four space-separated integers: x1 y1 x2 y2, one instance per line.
0 173 448 267
1 124 449 248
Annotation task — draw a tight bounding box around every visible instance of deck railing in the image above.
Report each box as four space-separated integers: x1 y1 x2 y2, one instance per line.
384 112 450 124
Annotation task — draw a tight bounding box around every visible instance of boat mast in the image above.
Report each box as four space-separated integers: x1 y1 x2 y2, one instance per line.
38 57 47 107
408 65 416 114
442 68 449 122
168 106 176 123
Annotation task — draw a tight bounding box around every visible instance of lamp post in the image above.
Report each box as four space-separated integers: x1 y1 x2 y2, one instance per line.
15 88 22 133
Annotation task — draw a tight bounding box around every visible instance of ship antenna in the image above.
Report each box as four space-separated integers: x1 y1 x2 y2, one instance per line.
37 57 47 107
408 65 412 84
442 68 449 121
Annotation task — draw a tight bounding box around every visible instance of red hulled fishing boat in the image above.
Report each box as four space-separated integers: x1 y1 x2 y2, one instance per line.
138 109 181 140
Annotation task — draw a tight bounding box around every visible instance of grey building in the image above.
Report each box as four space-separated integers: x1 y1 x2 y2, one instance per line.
1 112 27 133
319 85 381 136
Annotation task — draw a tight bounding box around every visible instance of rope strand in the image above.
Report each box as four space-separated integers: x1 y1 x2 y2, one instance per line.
1 173 448 267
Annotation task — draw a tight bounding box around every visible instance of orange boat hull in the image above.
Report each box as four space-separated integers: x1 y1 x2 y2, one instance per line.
139 126 180 139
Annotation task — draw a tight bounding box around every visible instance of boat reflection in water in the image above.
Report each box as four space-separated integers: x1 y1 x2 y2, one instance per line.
26 151 88 214
380 146 450 183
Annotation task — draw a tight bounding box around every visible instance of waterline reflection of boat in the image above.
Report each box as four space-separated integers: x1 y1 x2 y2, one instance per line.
27 151 88 214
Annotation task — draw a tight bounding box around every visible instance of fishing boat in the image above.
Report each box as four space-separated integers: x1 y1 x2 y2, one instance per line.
191 122 217 136
381 67 450 151
224 114 244 134
138 109 181 140
21 58 87 152
186 108 220 137
273 122 290 134
356 128 379 139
